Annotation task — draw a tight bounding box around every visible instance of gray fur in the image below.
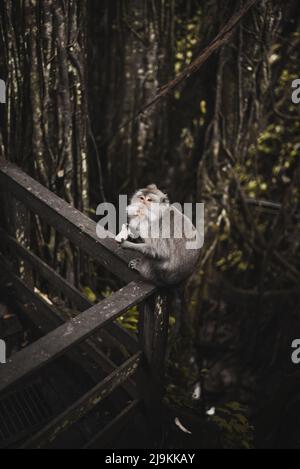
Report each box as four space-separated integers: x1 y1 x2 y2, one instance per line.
116 185 201 286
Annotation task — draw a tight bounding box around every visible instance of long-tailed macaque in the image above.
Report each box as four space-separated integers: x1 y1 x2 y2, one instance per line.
115 184 201 286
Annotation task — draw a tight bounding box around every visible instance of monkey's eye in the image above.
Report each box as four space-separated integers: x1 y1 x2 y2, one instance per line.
147 197 152 202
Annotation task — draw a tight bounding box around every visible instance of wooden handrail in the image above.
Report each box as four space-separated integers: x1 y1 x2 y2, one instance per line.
0 158 137 283
0 252 138 397
0 228 138 354
82 400 141 449
0 279 155 393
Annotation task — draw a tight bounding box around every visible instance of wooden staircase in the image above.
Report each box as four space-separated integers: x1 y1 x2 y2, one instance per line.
0 159 169 449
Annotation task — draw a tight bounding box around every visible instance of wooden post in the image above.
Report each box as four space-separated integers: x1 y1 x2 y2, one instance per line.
138 291 169 447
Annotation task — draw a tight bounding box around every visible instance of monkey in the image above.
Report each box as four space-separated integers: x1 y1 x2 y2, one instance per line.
115 184 201 286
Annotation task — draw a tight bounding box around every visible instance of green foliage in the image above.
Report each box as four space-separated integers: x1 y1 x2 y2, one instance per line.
174 8 202 88
210 402 254 449
82 286 97 303
216 249 252 273
99 286 139 333
117 305 139 332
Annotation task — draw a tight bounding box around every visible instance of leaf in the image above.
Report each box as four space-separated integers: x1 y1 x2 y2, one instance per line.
82 286 97 303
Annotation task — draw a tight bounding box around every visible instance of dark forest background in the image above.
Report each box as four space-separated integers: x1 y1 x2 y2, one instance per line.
0 0 300 449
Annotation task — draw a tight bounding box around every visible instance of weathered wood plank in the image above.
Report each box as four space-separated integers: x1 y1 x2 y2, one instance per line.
83 400 141 449
0 278 155 394
139 294 169 393
1 255 137 399
0 159 137 282
83 339 137 398
22 353 141 449
0 254 116 384
0 228 138 354
137 293 169 446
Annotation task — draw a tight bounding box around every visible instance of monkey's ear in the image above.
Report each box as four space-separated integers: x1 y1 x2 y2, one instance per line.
147 184 157 191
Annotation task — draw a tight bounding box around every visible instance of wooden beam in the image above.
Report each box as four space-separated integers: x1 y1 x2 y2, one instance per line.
0 278 155 394
0 255 118 384
83 400 141 449
82 339 137 398
0 228 138 354
22 353 141 449
0 159 138 282
139 294 169 395
137 293 169 446
0 254 137 399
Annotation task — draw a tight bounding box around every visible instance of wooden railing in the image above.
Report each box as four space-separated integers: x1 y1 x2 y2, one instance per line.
0 159 169 449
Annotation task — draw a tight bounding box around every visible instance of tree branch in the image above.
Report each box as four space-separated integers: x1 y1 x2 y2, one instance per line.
110 0 259 141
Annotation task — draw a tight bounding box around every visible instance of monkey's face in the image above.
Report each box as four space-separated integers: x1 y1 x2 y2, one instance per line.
128 184 169 222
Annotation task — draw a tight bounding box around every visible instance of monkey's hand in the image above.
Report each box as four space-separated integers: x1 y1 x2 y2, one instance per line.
115 224 129 243
128 258 141 271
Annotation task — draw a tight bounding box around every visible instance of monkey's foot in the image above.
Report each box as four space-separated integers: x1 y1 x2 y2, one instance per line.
128 258 141 271
115 235 125 244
